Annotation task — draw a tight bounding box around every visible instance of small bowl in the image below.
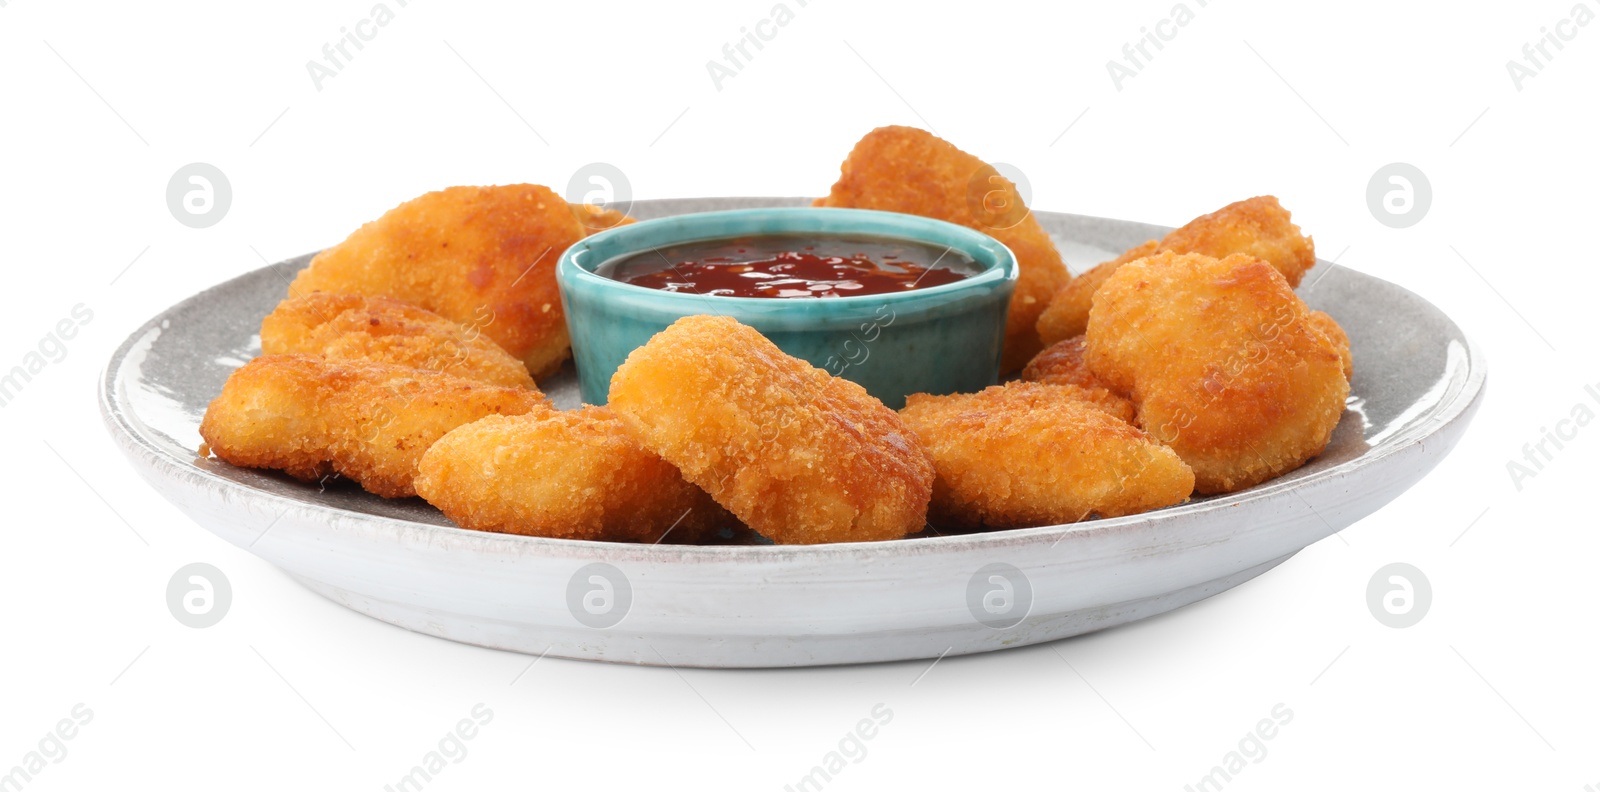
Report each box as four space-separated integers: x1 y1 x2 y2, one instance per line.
556 207 1018 408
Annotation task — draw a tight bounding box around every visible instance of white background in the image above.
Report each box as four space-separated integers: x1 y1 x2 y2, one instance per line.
2 1 1597 789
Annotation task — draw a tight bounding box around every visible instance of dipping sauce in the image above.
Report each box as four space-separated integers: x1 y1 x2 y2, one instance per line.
597 234 980 299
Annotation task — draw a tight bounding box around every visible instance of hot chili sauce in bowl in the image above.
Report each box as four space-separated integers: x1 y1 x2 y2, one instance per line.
596 234 979 299
556 207 1019 408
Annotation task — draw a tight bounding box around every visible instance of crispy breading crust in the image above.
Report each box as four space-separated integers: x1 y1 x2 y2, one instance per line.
415 408 727 542
814 126 1071 373
608 315 934 545
288 184 584 380
1021 335 1106 391
1160 196 1315 288
1036 241 1158 347
199 355 548 498
1086 252 1348 494
900 382 1194 529
1037 196 1315 346
260 293 537 390
1019 336 1136 423
569 202 636 235
1307 310 1353 380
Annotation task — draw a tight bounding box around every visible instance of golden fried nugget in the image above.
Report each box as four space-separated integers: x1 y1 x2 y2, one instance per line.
1050 384 1135 424
288 185 584 380
1035 240 1158 347
199 355 548 498
569 202 636 235
1307 310 1353 380
900 382 1194 529
260 293 537 390
608 315 934 545
415 408 726 542
1021 335 1101 390
1086 252 1348 495
1019 336 1135 423
1160 196 1315 287
815 126 1070 372
1036 197 1315 346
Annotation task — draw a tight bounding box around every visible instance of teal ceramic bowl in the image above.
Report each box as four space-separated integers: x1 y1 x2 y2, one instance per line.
556 207 1018 408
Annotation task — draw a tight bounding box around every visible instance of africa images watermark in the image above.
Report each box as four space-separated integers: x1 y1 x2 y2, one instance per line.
967 562 1033 630
1105 0 1215 91
1367 563 1431 629
382 703 494 792
167 163 232 229
822 305 895 378
2 704 94 791
705 0 810 91
1505 380 1599 491
1181 703 1293 792
305 0 419 92
166 563 232 629
566 562 632 629
0 304 94 410
1505 1 1594 91
781 703 893 792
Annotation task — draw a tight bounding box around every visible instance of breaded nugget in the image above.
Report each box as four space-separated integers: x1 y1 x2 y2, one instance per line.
1307 310 1353 380
608 315 934 545
288 185 584 380
1160 196 1315 287
900 382 1194 528
260 293 537 390
415 408 726 543
1086 252 1348 495
1036 241 1158 347
814 126 1070 372
569 202 636 235
1036 197 1314 346
1019 336 1136 423
199 355 548 498
1020 336 1103 391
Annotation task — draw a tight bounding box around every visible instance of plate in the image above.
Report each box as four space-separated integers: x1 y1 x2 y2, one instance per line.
100 197 1486 668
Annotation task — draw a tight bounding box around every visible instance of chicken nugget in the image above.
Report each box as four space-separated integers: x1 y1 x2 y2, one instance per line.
288 184 584 380
1307 310 1353 380
1160 196 1315 287
608 315 934 545
1035 241 1158 347
261 293 537 390
1020 335 1103 391
1086 252 1348 494
415 408 727 542
1019 336 1135 423
1036 197 1315 346
815 126 1070 373
569 202 636 235
199 355 548 498
900 382 1194 529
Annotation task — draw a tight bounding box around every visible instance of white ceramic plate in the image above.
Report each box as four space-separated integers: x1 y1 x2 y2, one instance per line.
100 198 1485 668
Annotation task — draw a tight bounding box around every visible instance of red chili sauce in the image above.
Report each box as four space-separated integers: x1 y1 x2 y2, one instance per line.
598 234 978 299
